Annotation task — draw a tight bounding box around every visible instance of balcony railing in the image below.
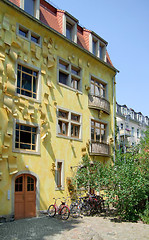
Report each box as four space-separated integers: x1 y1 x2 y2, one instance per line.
119 129 131 137
88 94 110 114
89 141 110 156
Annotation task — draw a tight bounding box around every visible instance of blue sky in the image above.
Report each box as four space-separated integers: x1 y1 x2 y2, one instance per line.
49 0 149 116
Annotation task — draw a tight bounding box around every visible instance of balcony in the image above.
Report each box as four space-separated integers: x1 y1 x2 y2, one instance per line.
89 141 110 156
119 128 131 137
88 94 110 114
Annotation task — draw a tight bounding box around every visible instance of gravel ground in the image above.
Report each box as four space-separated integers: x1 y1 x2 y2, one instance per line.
0 215 149 240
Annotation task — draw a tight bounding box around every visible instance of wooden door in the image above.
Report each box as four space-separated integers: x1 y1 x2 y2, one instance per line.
15 174 36 219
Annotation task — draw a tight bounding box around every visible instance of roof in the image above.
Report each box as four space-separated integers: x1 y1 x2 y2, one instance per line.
8 0 116 69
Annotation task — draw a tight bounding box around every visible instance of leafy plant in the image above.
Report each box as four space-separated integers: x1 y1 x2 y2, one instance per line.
73 129 149 222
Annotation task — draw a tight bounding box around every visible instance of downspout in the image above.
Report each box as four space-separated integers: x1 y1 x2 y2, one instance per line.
113 72 117 163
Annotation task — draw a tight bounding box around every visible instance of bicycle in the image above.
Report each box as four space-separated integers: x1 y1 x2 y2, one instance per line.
47 197 70 220
70 196 91 217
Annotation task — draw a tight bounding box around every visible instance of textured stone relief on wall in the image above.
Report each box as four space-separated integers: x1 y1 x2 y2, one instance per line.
0 13 58 179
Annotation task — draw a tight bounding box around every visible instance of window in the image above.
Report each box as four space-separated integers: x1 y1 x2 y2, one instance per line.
71 113 80 138
137 129 140 138
19 26 29 39
57 108 82 140
66 22 73 40
18 25 41 46
91 35 106 61
55 159 64 190
99 43 105 60
90 77 106 98
24 0 35 16
58 58 82 91
17 64 38 99
58 110 69 136
21 0 40 19
92 39 97 55
64 15 77 43
91 120 106 143
15 123 37 151
131 127 134 137
120 123 123 130
57 162 62 187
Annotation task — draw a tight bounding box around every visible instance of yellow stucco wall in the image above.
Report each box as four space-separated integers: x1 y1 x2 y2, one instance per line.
0 1 116 216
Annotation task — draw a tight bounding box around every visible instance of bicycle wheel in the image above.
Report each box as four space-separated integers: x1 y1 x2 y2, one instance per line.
47 204 56 217
60 206 70 220
81 202 91 216
71 204 80 218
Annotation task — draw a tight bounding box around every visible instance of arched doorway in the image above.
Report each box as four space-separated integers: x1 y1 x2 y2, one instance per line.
15 174 36 219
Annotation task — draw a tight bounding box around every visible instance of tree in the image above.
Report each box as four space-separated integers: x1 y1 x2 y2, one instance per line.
73 129 149 221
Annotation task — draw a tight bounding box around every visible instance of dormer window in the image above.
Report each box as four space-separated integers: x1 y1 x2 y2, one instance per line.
20 0 40 19
90 35 107 61
63 14 78 43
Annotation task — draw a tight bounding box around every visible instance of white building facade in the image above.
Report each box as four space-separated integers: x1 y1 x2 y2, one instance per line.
116 103 149 152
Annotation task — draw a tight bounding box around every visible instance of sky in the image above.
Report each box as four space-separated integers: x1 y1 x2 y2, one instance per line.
48 0 149 117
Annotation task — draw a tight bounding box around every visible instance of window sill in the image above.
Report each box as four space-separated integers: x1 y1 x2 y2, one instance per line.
12 149 41 155
58 82 82 95
56 134 82 142
15 93 41 104
55 187 64 191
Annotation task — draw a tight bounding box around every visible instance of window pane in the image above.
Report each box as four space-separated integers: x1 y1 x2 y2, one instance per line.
31 35 39 44
71 114 79 122
15 130 19 142
91 127 94 140
92 40 96 55
32 134 36 144
91 83 94 95
24 0 35 16
66 22 72 40
59 61 68 70
71 67 79 75
59 111 68 119
19 28 28 38
22 73 32 91
33 76 37 93
59 72 68 85
17 71 21 88
20 143 31 149
21 125 31 132
96 128 100 141
95 122 100 128
95 85 100 96
20 131 31 144
101 130 105 142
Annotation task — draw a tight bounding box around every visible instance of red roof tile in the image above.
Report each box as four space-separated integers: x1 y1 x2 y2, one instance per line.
9 0 20 7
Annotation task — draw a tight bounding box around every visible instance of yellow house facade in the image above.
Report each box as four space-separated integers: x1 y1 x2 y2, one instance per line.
0 0 118 219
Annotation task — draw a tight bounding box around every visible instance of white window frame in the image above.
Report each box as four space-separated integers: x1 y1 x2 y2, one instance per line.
20 0 40 19
63 14 77 43
90 74 108 100
56 107 82 141
55 159 64 190
90 117 109 144
12 119 40 155
57 57 82 93
17 24 42 47
89 34 106 61
15 60 41 103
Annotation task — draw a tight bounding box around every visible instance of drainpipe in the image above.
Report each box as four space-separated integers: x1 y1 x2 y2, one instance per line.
113 72 117 163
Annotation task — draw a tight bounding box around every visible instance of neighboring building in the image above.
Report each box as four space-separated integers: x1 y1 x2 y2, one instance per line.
0 0 118 219
116 102 149 152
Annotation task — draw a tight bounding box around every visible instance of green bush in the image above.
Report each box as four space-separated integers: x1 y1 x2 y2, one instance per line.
73 129 149 222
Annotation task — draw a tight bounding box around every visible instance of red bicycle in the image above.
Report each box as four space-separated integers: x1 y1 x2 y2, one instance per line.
47 197 70 220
